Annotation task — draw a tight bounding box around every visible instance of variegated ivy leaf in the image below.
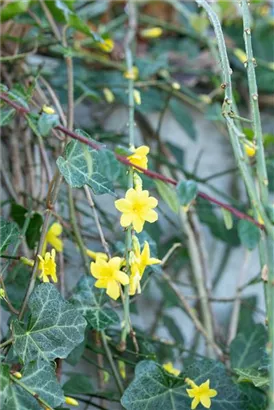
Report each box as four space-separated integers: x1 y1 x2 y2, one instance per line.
0 217 20 253
13 283 86 364
70 276 119 330
2 359 64 410
56 137 114 195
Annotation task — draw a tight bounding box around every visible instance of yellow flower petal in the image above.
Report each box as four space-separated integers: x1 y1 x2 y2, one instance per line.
120 213 133 228
142 209 158 223
200 395 211 408
132 215 145 233
106 279 120 300
115 199 132 213
191 396 200 410
114 270 129 286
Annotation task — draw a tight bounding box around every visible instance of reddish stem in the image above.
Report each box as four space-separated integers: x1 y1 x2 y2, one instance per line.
0 93 264 230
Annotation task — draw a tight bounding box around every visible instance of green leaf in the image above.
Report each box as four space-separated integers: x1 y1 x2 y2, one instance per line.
70 276 119 330
235 368 269 388
230 324 267 369
176 180 198 206
13 283 86 364
121 359 249 410
0 108 16 126
56 139 114 195
0 217 20 253
10 203 43 249
0 0 30 22
237 220 260 250
155 180 179 213
3 264 30 311
221 208 233 230
2 384 41 410
96 149 122 182
0 363 10 407
38 113 59 137
63 373 93 395
169 98 196 140
65 338 86 366
21 359 64 407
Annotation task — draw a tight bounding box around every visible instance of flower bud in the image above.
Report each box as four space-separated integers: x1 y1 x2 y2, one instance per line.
103 88 115 104
65 396 79 406
42 105 55 115
140 27 163 39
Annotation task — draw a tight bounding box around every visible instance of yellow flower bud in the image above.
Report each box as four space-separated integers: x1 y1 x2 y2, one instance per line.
13 372 22 379
118 360 126 379
20 256 35 267
140 27 163 39
199 94 212 104
133 172 143 190
124 66 139 81
244 142 256 157
98 38 114 53
42 105 55 115
0 288 5 299
234 48 247 65
86 249 108 261
103 370 110 383
103 88 115 104
133 89 141 105
258 214 264 225
65 396 79 406
171 82 181 91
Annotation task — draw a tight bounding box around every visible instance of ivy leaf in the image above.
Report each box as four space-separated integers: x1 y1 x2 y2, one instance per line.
0 108 16 126
2 384 41 410
176 180 198 206
13 283 87 364
121 359 249 410
38 113 59 137
70 276 119 330
0 217 20 253
21 359 64 407
0 363 10 407
63 373 93 395
169 98 196 140
155 180 179 213
234 368 269 388
10 203 43 250
237 220 260 250
230 324 267 369
96 149 122 182
56 139 114 195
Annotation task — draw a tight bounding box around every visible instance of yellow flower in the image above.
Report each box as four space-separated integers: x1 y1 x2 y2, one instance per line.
65 396 79 406
98 38 114 53
127 145 150 171
244 142 256 157
124 66 139 80
42 105 55 115
140 27 163 39
103 88 115 103
115 187 158 233
186 378 217 409
43 222 63 255
38 249 57 283
133 89 141 105
86 249 108 261
163 362 180 376
90 257 129 300
129 239 161 295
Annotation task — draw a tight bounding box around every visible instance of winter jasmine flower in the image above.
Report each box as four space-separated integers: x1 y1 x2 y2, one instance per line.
86 249 108 261
90 257 129 300
186 378 217 409
98 38 114 53
42 222 63 254
127 145 149 171
129 239 161 295
38 249 57 283
115 187 158 233
163 362 180 376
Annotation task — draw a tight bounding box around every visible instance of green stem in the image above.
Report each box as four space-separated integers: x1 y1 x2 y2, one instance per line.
10 374 53 410
0 337 13 349
101 331 124 395
120 0 137 348
68 187 90 275
268 237 274 410
241 0 269 206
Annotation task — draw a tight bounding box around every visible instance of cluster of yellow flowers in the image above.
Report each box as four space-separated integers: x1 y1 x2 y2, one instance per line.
89 145 161 300
163 363 218 409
